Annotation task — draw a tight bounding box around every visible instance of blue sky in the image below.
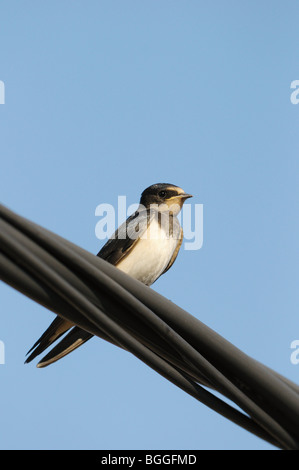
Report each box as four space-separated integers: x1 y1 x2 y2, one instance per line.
0 1 298 450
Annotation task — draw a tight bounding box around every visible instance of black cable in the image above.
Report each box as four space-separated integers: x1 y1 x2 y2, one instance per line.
1 204 298 449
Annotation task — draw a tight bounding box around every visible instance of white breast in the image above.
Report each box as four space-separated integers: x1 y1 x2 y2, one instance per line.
116 218 179 286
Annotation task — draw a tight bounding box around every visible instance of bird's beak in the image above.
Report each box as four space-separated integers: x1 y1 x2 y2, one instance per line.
179 193 193 200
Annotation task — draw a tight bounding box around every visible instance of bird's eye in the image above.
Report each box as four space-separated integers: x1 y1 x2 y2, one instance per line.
159 190 166 198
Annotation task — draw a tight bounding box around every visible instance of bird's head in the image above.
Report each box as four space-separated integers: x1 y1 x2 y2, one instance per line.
140 183 192 215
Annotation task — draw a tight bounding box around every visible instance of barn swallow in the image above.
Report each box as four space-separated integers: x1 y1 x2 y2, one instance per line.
25 183 192 367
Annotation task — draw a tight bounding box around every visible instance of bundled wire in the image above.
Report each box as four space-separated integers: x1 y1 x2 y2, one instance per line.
0 204 298 450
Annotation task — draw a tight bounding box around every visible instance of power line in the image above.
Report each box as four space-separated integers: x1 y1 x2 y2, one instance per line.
0 204 298 449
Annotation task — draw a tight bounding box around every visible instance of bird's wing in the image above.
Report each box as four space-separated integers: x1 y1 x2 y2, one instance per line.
25 209 151 367
97 208 151 265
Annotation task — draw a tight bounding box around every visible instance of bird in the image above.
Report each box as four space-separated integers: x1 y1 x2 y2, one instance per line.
25 183 192 367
